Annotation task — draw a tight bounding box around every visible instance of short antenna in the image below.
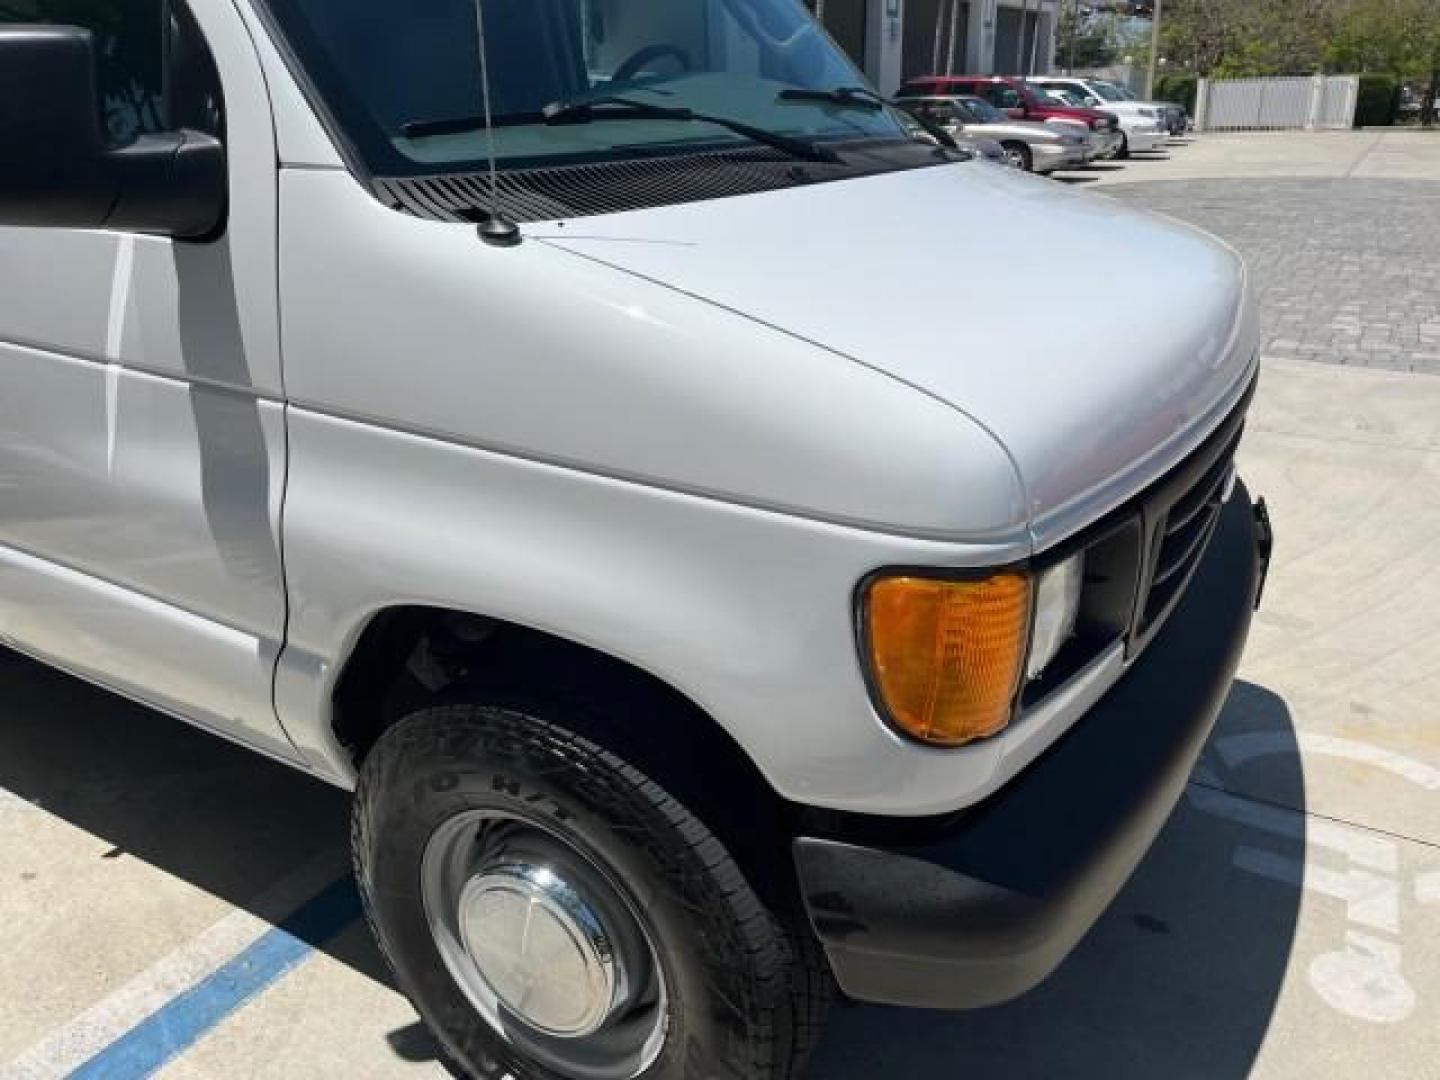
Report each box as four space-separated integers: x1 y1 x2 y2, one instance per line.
471 0 521 246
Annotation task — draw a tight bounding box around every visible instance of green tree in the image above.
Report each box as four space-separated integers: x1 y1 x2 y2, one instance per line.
1158 0 1246 75
1327 0 1414 72
1413 3 1440 126
1057 1 1124 70
1159 0 1440 103
1327 0 1440 123
1160 0 1337 76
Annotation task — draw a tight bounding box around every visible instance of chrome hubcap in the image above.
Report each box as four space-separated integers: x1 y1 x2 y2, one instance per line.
456 863 617 1036
421 812 668 1079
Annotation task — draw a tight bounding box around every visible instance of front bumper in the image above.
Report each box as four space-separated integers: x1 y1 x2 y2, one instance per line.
1094 129 1125 157
794 482 1266 1010
1032 143 1088 173
1126 127 1168 153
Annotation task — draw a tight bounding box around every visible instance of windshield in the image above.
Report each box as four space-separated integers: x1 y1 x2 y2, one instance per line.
957 97 1006 124
1090 82 1128 103
263 0 909 175
1026 86 1070 107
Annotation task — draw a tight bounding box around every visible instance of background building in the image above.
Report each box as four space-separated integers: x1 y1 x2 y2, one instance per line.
807 0 1059 96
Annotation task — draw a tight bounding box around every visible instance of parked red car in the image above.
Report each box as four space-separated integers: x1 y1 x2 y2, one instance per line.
896 74 1125 157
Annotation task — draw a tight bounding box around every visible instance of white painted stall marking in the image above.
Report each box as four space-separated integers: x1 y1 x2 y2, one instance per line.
0 849 346 1080
1188 733 1440 1025
1217 731 1440 790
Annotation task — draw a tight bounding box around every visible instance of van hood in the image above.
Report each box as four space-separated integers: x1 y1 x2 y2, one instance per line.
538 162 1256 548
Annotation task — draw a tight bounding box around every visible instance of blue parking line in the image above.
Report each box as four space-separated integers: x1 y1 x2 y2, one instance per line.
67 877 363 1079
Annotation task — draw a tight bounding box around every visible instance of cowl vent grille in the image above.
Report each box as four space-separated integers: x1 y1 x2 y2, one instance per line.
373 144 937 223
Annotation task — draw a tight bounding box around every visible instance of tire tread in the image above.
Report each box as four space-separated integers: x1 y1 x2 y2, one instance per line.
352 702 831 1079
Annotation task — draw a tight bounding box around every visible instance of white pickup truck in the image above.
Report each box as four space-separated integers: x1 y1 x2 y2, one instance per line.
1030 76 1177 152
0 1 1269 1078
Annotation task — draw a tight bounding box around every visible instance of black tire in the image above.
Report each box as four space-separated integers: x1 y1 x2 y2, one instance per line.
1000 140 1033 171
1115 133 1131 160
353 701 830 1080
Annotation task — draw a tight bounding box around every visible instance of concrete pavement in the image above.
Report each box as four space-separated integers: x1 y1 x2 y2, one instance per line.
1089 129 1440 185
0 656 432 1078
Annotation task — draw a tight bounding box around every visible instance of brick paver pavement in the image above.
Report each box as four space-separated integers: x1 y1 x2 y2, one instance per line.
1104 178 1440 374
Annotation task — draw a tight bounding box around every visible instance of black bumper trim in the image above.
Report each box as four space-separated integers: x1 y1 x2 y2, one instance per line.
795 483 1264 1010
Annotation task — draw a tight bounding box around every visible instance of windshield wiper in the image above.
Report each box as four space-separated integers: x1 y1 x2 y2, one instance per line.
899 109 960 152
400 96 842 163
777 85 960 157
539 96 841 163
776 85 885 111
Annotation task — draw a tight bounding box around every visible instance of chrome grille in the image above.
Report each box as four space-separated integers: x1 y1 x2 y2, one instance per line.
1016 376 1254 703
1142 441 1238 630
1131 391 1250 649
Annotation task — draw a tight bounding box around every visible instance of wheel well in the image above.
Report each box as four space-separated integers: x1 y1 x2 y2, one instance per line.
332 606 789 870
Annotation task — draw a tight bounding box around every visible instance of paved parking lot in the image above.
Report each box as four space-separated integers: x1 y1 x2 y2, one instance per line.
3 132 1439 1079
1097 132 1440 373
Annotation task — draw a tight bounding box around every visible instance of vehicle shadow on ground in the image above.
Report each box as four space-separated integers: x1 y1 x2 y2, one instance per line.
0 649 1301 1078
0 648 390 979
809 679 1304 1080
0 645 456 1062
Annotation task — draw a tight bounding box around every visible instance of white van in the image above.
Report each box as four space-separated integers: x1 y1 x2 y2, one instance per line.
0 2 1269 1077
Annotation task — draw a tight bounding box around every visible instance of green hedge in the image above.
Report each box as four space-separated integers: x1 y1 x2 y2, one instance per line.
1154 75 1198 113
1354 74 1401 127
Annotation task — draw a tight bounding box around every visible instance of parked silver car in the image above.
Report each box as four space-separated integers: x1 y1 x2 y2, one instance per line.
892 104 1008 164
897 95 1090 174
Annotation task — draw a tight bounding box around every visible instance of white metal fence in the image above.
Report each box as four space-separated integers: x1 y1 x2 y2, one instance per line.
1315 75 1361 128
1196 75 1359 132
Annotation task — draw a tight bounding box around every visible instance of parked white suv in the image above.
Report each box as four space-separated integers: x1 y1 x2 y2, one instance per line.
1030 77 1171 157
0 2 1269 1077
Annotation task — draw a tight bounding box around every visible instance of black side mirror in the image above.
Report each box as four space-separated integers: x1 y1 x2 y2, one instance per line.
0 25 224 238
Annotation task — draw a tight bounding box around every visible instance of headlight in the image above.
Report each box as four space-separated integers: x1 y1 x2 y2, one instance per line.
862 572 1031 746
861 554 1086 747
1026 554 1084 681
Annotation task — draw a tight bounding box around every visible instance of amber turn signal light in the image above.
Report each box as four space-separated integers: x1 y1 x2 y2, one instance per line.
863 572 1033 747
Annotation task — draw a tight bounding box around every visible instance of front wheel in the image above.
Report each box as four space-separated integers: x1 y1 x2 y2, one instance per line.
1000 140 1033 171
353 702 829 1079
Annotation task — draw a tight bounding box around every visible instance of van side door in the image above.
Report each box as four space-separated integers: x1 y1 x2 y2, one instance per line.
0 0 296 760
